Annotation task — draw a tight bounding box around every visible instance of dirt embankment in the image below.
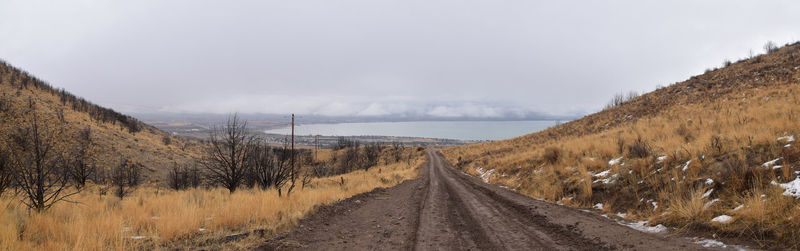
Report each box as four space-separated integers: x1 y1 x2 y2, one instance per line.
260 149 711 250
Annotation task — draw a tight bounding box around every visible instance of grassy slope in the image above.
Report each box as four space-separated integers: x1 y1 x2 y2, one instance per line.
442 42 800 248
0 61 203 182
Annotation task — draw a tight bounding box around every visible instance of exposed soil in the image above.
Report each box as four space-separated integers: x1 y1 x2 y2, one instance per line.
258 149 714 250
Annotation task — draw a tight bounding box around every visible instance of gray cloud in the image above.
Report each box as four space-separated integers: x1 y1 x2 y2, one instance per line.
1 0 799 119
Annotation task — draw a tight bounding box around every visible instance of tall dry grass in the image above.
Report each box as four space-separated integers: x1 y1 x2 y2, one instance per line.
0 153 424 250
443 43 800 247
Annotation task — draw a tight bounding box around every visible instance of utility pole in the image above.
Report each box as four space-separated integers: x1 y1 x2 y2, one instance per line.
289 113 296 195
314 135 319 161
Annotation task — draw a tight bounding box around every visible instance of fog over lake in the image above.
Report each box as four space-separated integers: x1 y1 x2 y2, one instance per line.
264 120 559 141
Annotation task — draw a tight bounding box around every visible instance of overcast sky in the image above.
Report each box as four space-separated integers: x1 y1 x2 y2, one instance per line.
1 1 799 119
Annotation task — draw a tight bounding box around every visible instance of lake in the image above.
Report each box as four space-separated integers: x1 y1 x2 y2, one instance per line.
263 120 559 141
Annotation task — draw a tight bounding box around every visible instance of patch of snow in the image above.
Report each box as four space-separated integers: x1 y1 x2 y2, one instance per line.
702 189 714 198
711 215 733 224
593 203 604 210
787 144 792 148
620 221 668 234
198 228 206 232
593 174 618 184
651 202 658 210
657 156 668 163
681 160 692 172
733 205 744 211
608 157 623 166
773 165 783 170
616 212 627 218
475 167 495 183
704 198 720 210
776 177 800 198
705 178 714 185
593 170 611 177
130 236 147 240
695 238 727 248
778 135 795 142
762 158 782 168
151 216 160 220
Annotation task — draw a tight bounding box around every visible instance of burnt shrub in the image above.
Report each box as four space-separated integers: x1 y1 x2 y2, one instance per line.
542 147 561 164
675 123 693 142
110 158 142 198
627 137 651 158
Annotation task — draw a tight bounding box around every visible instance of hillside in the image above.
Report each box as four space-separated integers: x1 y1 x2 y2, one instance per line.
0 60 203 182
442 42 800 248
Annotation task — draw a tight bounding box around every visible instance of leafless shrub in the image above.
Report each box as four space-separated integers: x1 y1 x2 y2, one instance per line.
708 135 726 158
605 91 639 109
301 169 313 189
69 128 94 189
335 137 358 150
0 150 13 196
388 142 404 164
362 144 383 171
162 135 171 146
247 141 291 196
627 136 651 158
764 41 778 53
675 123 693 142
723 59 732 67
616 137 626 155
337 142 362 174
110 157 141 198
167 163 201 190
542 147 561 164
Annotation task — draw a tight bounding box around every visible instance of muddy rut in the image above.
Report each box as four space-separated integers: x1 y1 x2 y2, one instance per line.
260 149 708 250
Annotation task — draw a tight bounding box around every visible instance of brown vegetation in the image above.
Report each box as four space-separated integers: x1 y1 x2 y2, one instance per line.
443 41 800 248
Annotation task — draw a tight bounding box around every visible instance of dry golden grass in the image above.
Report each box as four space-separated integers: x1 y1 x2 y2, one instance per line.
0 73 204 182
443 43 800 247
0 153 424 250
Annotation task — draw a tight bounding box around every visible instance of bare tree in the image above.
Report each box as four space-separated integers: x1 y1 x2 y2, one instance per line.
388 142 404 164
110 157 141 198
69 127 94 189
338 143 361 174
362 144 382 171
167 164 187 190
604 91 639 109
764 41 778 53
9 110 77 211
0 150 13 196
247 140 292 195
201 114 254 193
167 163 201 190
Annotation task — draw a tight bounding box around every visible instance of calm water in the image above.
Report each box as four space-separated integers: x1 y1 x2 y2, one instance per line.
263 120 558 141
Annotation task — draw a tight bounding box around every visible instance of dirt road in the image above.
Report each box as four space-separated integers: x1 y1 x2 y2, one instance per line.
260 149 707 250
